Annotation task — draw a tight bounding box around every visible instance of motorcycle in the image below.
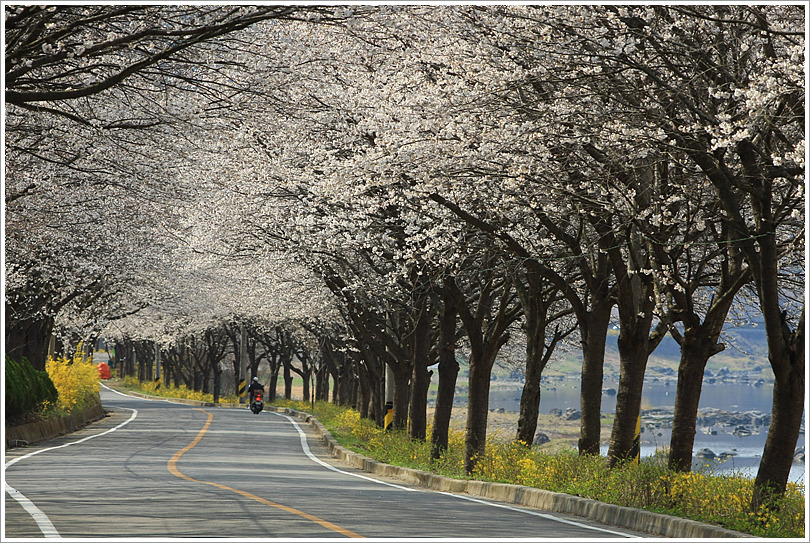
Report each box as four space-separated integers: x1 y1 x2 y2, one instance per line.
250 391 264 414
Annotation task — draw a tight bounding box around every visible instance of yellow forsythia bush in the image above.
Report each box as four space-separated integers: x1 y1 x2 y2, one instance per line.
335 409 383 442
120 375 238 404
46 346 100 413
660 470 805 536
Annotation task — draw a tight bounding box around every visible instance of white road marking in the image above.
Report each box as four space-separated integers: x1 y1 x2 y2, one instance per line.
5 385 636 538
276 411 639 538
4 398 138 538
438 492 641 538
3 483 59 538
102 383 178 404
4 407 138 469
274 412 418 491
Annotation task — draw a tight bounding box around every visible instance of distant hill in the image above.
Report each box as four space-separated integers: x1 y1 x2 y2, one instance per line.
533 324 773 379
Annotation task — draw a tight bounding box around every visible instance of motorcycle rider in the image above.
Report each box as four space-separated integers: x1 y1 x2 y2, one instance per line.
247 377 264 409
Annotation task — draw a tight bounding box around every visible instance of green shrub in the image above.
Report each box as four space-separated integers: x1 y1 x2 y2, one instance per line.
5 356 59 420
35 369 59 407
4 357 27 417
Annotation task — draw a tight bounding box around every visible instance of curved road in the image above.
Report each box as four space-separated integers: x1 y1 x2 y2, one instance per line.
5 386 649 539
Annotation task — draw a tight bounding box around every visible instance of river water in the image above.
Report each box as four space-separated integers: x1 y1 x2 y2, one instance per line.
488 378 806 484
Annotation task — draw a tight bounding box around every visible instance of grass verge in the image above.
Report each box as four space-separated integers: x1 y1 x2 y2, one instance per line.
273 399 804 539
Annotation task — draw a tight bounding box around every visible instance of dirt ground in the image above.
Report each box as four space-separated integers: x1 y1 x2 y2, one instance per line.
279 384 606 451
426 406 612 452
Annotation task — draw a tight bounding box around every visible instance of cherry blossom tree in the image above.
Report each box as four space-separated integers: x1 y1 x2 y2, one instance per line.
6 4 803 507
193 5 802 485
4 4 342 371
555 3 805 506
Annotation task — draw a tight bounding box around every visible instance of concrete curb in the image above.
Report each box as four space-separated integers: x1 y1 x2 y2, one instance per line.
94 389 753 538
4 387 246 450
5 399 105 449
276 407 754 539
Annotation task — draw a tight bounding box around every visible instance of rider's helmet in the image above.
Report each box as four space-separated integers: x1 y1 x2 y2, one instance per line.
253 377 259 381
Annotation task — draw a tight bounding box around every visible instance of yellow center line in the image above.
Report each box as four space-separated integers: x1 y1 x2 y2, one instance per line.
168 408 363 539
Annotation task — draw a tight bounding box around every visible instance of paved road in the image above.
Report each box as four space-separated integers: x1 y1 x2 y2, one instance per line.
5 386 650 539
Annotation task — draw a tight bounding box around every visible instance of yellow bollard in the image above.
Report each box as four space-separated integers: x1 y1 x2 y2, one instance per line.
383 401 393 432
631 414 641 464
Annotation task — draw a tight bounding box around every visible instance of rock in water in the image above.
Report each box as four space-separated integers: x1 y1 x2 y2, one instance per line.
562 407 581 420
696 448 716 460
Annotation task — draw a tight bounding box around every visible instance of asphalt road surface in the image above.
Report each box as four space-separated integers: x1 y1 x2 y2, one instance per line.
4 386 651 539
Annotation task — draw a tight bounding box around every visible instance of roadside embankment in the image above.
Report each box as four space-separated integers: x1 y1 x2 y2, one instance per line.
278 405 754 539
5 398 105 449
59 384 753 538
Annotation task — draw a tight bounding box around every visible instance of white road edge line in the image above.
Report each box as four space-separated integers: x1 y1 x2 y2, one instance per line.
4 407 138 469
101 382 179 404
275 412 418 491
437 492 641 538
51 389 636 538
276 411 639 538
4 392 138 538
3 483 59 538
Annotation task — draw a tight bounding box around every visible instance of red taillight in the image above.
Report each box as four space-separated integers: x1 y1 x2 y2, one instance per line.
255 393 262 401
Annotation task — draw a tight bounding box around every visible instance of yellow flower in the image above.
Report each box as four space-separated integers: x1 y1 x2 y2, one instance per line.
46 348 100 412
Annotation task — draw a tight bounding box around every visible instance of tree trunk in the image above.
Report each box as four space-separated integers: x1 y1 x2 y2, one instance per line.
446 273 516 474
356 363 371 419
431 358 459 459
753 357 804 509
672 125 805 506
515 282 547 445
593 213 655 468
391 363 411 431
750 223 805 509
336 364 353 406
607 314 653 467
138 351 147 381
212 364 221 403
350 371 359 410
316 366 329 401
668 337 713 471
373 360 386 427
431 290 458 459
283 357 293 399
408 359 429 439
331 364 340 404
303 370 311 401
464 357 493 474
408 292 431 440
578 303 612 455
356 348 382 422
751 236 804 509
4 312 54 371
463 321 511 474
267 369 279 402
